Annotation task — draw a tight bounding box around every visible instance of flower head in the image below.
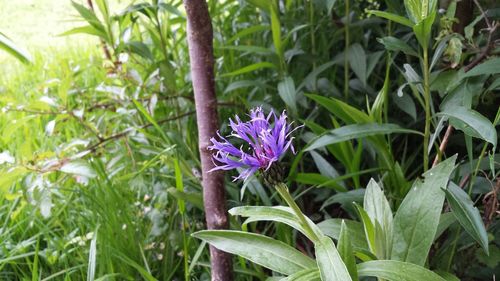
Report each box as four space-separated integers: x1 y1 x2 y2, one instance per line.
209 107 298 181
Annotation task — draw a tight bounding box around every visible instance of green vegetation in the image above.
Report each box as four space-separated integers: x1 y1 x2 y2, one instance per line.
0 0 498 280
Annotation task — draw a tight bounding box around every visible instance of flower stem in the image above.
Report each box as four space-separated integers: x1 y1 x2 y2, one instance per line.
344 0 350 100
275 183 320 242
422 47 431 172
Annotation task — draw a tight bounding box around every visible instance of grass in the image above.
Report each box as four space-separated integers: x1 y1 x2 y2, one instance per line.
0 44 209 280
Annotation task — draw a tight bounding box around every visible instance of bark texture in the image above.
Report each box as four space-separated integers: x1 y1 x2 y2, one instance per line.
183 1 233 280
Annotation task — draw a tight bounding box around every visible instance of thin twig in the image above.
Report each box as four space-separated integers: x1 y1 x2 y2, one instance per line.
86 110 195 152
432 125 454 167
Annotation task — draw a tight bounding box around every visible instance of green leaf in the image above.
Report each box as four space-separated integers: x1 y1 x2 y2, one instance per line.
245 0 271 12
60 161 97 178
462 57 500 78
122 41 153 61
438 106 497 148
367 10 414 27
0 33 31 64
305 123 421 151
338 221 358 280
279 268 320 281
269 3 283 63
413 12 436 48
0 167 27 194
192 230 316 275
173 158 185 214
306 94 372 124
321 189 364 210
218 45 273 55
354 203 376 255
348 43 367 86
166 188 203 210
314 236 353 281
391 155 457 266
278 76 297 113
229 206 324 241
158 3 184 18
377 36 418 56
364 179 393 259
435 270 461 281
445 182 489 255
59 25 108 39
317 219 369 251
435 212 456 241
220 62 276 77
295 173 347 192
357 260 447 281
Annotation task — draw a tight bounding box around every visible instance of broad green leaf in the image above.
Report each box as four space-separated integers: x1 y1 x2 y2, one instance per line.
0 33 31 64
445 182 489 255
364 179 393 259
338 221 358 280
435 212 456 241
413 12 436 48
279 268 320 281
220 62 276 77
354 203 376 255
438 106 497 148
305 123 421 151
391 155 457 266
192 230 316 275
435 270 461 281
357 260 447 281
60 161 97 178
122 41 153 60
377 36 418 56
229 206 323 241
367 10 414 27
278 76 297 113
348 43 367 86
462 57 500 78
314 236 353 281
317 219 368 251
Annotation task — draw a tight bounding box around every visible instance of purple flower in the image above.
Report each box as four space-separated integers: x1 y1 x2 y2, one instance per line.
209 107 298 181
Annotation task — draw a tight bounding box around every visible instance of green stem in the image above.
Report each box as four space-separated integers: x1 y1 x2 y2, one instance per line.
422 47 431 171
309 0 316 70
344 0 350 100
275 183 320 242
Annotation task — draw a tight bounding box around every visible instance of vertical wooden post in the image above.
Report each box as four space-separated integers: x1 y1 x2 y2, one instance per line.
183 1 233 280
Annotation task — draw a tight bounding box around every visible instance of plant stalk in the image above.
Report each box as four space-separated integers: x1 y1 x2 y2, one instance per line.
422 47 431 171
275 183 320 242
344 0 350 100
